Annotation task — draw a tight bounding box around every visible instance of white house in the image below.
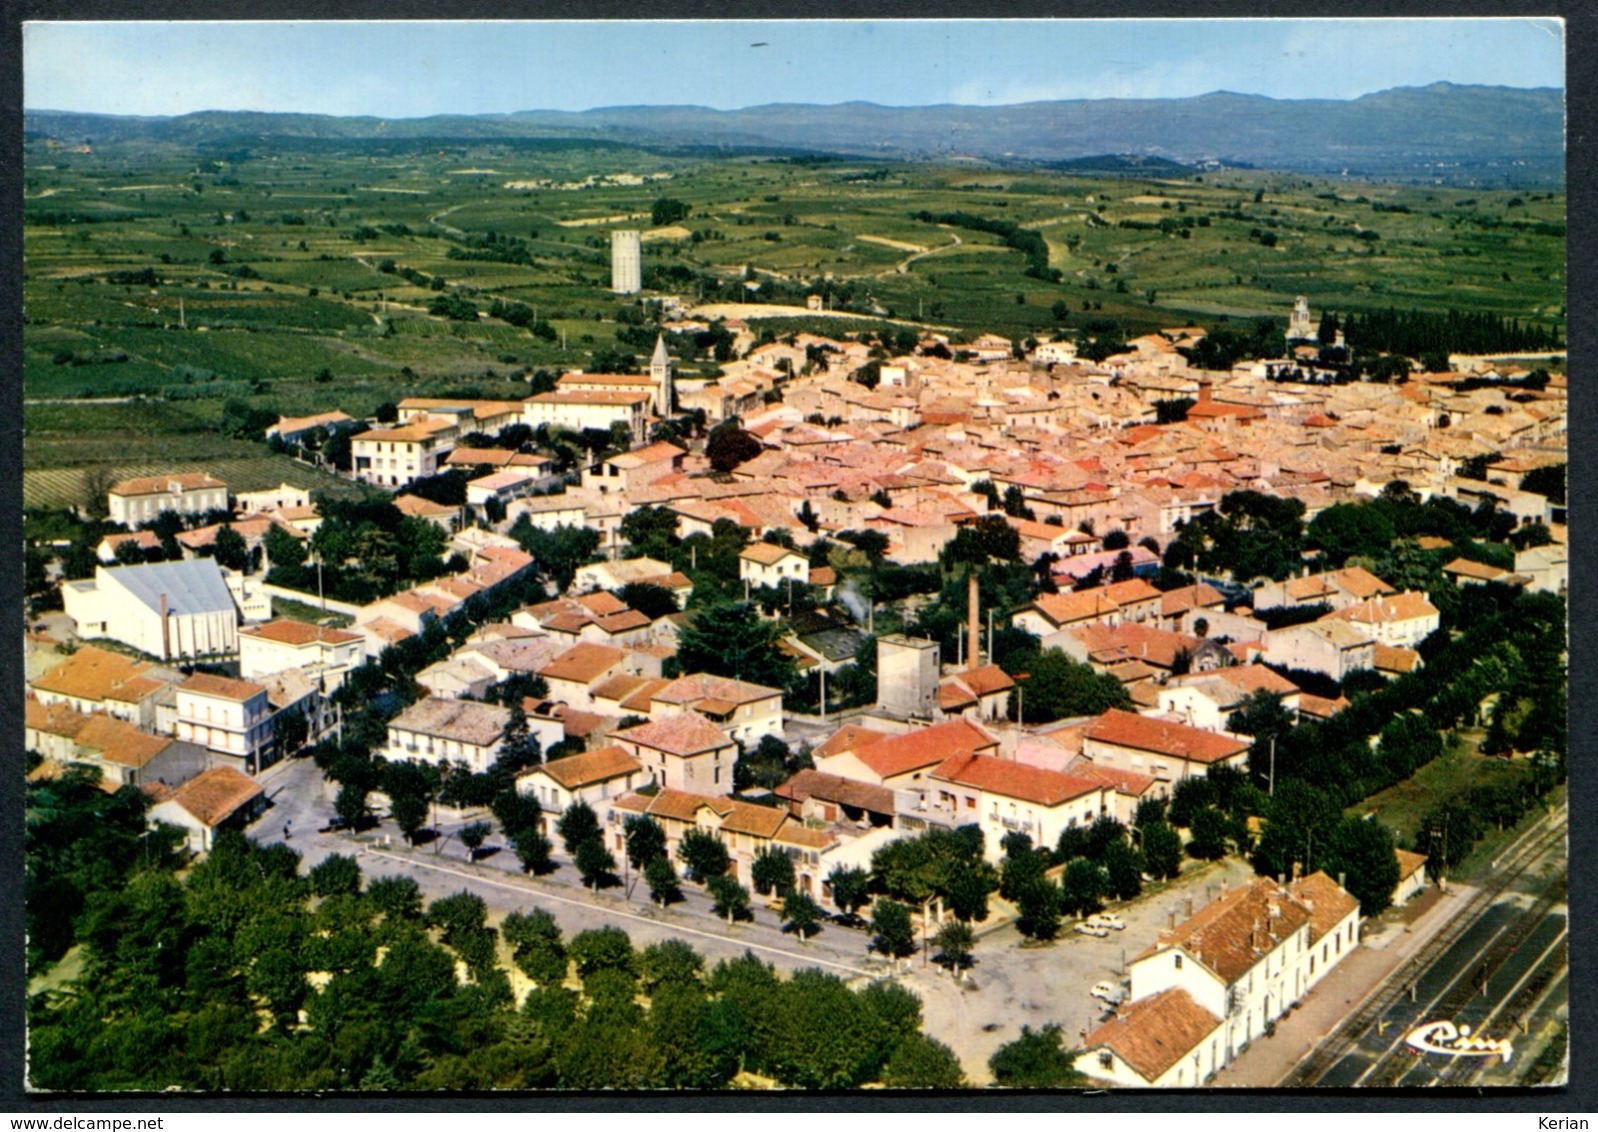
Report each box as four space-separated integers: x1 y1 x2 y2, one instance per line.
28 645 179 730
238 619 365 691
515 745 648 837
738 541 810 590
1098 874 1360 1085
382 697 510 774
350 416 460 488
917 752 1110 861
522 390 652 447
148 766 266 854
1324 591 1440 648
107 472 228 526
1074 987 1226 1089
174 673 276 774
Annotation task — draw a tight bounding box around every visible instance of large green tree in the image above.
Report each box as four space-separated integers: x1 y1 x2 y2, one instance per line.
1015 647 1131 723
989 1024 1086 1088
674 602 796 689
1322 817 1401 917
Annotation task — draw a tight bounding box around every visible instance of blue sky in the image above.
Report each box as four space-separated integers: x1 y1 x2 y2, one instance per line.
24 19 1564 118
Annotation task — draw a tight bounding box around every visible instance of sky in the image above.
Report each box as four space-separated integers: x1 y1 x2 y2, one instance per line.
24 18 1565 119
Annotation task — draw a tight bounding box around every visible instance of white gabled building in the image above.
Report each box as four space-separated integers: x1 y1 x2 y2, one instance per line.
738 541 809 590
174 673 276 774
350 416 460 488
1082 872 1361 1087
382 697 511 775
239 619 365 691
107 472 228 526
62 558 242 661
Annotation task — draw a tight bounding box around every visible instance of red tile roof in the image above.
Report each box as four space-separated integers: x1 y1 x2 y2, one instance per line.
109 472 225 497
773 769 896 815
30 646 162 703
813 724 892 760
1145 877 1312 985
652 673 781 707
529 745 642 790
1081 987 1223 1084
1064 758 1158 798
1289 870 1361 944
170 766 264 828
540 642 625 685
930 752 1103 807
740 541 806 566
1085 708 1249 765
850 719 998 780
178 673 267 702
242 619 360 646
615 711 734 757
1395 848 1429 880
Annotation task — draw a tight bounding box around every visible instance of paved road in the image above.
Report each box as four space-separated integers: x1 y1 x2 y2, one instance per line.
256 755 892 981
251 754 1255 1083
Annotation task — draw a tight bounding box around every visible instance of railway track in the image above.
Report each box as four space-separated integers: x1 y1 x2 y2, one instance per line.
1282 804 1566 1087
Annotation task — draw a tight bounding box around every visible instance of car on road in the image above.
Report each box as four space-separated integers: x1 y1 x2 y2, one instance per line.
1085 913 1127 931
1090 981 1126 1004
1075 921 1111 937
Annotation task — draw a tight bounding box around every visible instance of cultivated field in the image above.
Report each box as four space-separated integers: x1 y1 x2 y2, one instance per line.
24 135 1564 488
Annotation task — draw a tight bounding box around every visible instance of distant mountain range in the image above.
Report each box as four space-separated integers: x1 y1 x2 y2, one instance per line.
25 83 1565 186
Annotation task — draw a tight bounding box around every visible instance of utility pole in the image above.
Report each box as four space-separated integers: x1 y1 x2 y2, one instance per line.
1269 734 1276 797
819 665 827 724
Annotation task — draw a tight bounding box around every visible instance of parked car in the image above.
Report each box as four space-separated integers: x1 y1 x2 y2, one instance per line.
1085 913 1127 931
1075 922 1111 937
1090 981 1126 1005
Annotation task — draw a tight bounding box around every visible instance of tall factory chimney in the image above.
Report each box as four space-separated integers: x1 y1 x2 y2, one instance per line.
967 572 981 671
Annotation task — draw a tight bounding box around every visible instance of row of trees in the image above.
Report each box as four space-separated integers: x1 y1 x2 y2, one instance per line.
26 797 971 1091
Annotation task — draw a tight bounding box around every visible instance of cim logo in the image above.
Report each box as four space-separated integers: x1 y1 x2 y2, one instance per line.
1404 1020 1514 1061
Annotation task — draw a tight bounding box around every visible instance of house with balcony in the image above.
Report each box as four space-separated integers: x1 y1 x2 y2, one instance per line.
174 673 276 774
910 751 1110 860
350 416 460 488
382 696 510 774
